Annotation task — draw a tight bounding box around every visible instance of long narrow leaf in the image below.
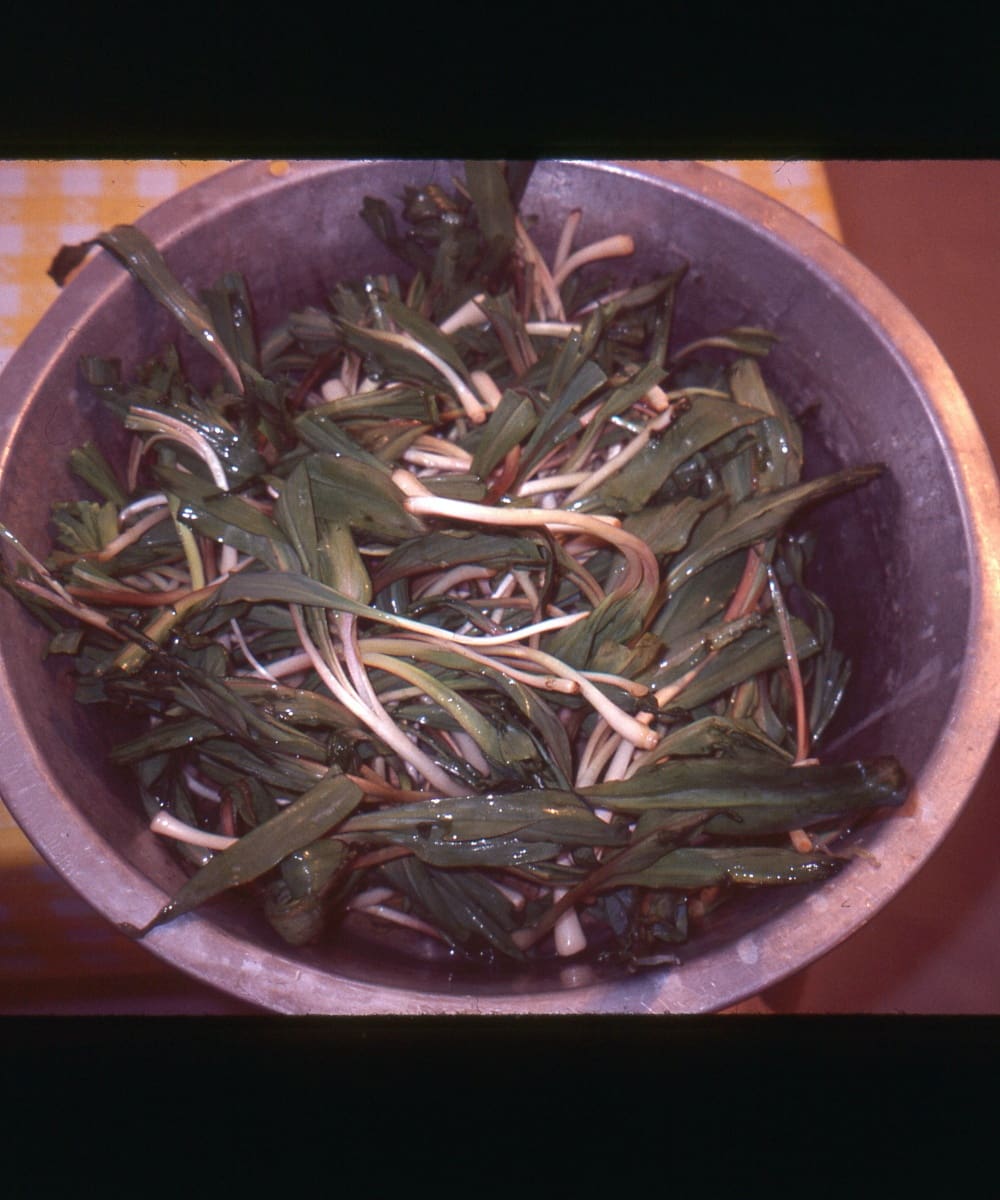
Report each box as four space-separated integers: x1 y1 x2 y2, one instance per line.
123 771 363 935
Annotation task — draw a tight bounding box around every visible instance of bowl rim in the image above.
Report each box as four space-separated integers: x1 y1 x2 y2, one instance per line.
2 158 998 1013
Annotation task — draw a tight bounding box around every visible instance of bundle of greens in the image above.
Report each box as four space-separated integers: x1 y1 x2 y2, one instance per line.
0 161 908 968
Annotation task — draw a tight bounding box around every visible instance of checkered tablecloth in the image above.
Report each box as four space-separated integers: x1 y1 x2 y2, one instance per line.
0 159 843 1009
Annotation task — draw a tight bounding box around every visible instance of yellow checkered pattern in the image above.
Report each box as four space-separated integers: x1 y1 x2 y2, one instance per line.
0 161 234 370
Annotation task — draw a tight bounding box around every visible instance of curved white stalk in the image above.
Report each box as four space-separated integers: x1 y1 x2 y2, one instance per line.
564 404 678 504
516 471 591 498
150 810 237 851
412 563 492 600
230 618 280 682
126 408 229 491
402 448 473 473
355 327 487 424
346 886 395 910
367 634 578 695
402 492 659 602
95 507 171 562
354 903 452 943
524 321 582 338
494 645 658 750
575 718 620 789
291 607 462 796
552 234 635 289
554 208 583 273
119 492 169 523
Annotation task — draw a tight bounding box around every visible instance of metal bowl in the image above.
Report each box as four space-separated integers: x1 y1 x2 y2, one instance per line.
2 160 998 1014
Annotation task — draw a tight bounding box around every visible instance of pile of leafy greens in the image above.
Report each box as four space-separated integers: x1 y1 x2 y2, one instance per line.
0 161 908 969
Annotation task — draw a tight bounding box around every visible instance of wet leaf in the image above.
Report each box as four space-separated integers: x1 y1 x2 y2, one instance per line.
343 789 625 846
305 455 425 542
51 225 244 389
608 844 842 889
123 771 363 935
666 465 884 595
583 755 909 836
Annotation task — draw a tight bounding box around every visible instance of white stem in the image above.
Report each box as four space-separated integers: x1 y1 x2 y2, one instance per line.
356 903 452 944
449 729 491 778
469 369 503 410
230 618 280 682
554 905 588 957
564 405 677 504
358 328 487 424
412 436 473 464
514 215 565 321
438 293 487 335
127 408 229 491
371 634 578 695
402 448 473 472
119 493 169 523
150 810 237 851
412 563 492 599
403 492 659 600
604 728 640 782
552 234 635 289
183 768 222 803
252 650 312 679
321 377 348 402
575 719 619 789
554 208 583 273
347 886 395 910
390 469 436 499
524 321 582 338
516 471 591 498
495 645 658 750
291 607 462 796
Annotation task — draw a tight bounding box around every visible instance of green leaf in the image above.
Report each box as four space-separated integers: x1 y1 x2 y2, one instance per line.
273 459 319 576
377 293 472 382
123 771 364 936
516 358 607 479
304 455 425 542
464 160 519 250
658 616 820 712
50 225 244 389
343 789 625 846
610 394 768 513
362 650 537 771
583 755 909 836
379 857 524 957
68 443 128 506
154 464 291 569
469 390 538 479
649 715 793 762
373 529 546 593
666 465 884 595
608 845 842 889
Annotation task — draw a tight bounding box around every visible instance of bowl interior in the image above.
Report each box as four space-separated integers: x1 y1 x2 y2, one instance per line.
0 160 987 1012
